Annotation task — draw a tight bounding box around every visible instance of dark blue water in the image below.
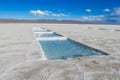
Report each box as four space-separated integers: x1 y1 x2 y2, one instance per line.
39 40 98 60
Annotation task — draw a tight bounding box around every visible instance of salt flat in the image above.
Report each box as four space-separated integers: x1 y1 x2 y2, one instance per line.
0 23 120 80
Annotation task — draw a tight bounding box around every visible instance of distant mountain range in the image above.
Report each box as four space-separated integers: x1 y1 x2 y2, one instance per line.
0 19 119 25
0 19 84 24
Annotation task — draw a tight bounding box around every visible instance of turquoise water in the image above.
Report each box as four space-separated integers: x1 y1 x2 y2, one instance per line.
36 33 60 37
39 40 99 60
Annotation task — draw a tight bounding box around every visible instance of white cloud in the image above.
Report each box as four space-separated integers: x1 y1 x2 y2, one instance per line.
51 13 66 17
85 9 91 12
80 15 104 21
104 9 110 12
29 10 37 15
29 10 67 17
104 7 120 23
44 10 52 14
112 8 120 16
51 14 60 17
80 7 120 23
29 10 50 16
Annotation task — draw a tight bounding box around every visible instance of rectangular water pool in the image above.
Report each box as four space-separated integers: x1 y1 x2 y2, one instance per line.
36 32 61 38
39 39 107 60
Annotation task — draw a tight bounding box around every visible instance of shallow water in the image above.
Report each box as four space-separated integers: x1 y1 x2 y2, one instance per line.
39 39 98 60
36 33 60 38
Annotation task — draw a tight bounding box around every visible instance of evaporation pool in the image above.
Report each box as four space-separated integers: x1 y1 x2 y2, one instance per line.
33 27 108 60
36 32 61 38
39 39 101 60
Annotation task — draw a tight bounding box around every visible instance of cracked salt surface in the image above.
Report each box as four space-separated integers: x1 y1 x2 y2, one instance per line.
1 24 120 80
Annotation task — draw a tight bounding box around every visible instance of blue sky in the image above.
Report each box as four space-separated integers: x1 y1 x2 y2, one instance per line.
0 0 120 22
